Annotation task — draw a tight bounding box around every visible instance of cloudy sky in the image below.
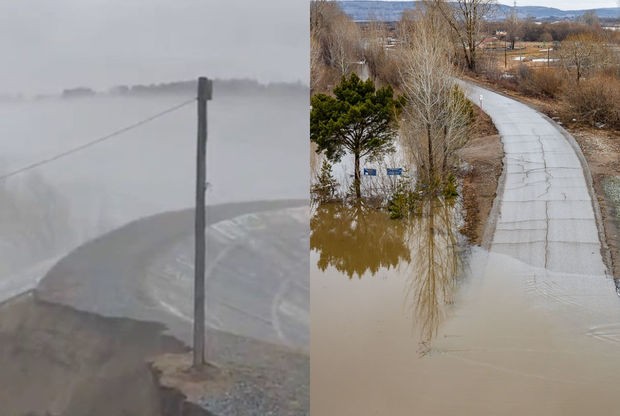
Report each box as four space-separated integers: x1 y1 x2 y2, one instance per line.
0 0 309 96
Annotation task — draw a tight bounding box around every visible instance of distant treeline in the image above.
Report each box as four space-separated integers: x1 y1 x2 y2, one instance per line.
100 79 307 98
6 79 308 102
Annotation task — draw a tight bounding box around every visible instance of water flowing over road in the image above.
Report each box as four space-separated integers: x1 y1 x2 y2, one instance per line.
311 83 620 416
0 93 308 305
0 93 310 414
36 200 309 350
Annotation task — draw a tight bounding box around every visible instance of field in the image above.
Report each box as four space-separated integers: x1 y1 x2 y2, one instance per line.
482 41 560 72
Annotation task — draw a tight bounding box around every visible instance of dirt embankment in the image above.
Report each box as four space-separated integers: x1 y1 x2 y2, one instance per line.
0 290 309 416
0 292 211 416
458 105 503 246
569 129 620 278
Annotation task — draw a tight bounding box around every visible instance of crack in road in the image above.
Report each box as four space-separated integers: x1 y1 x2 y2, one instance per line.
462 81 607 276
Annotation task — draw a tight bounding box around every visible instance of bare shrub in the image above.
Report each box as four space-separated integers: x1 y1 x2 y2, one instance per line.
517 65 565 98
561 75 620 129
476 49 503 80
375 52 404 90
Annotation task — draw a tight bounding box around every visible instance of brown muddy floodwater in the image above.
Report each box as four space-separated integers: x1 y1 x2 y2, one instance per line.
311 202 620 416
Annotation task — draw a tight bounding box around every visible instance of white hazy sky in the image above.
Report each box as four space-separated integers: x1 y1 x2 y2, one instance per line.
0 0 309 96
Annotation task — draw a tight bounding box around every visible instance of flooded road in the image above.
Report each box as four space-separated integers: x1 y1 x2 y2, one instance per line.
0 91 310 414
311 202 620 415
0 91 308 303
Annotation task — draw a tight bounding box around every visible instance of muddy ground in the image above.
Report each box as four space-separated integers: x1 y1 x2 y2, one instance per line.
0 291 309 416
458 105 502 246
0 292 188 416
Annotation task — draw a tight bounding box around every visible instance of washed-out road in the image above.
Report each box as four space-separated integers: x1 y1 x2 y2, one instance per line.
36 199 310 350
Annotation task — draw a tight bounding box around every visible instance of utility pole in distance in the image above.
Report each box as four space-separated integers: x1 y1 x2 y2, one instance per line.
194 76 212 367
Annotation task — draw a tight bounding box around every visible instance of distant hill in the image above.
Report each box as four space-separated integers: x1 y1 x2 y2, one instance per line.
337 1 620 22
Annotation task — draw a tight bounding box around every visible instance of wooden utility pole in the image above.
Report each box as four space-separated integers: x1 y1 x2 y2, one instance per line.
194 76 212 367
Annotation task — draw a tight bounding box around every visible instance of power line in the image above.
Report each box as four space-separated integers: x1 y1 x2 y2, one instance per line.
0 97 196 182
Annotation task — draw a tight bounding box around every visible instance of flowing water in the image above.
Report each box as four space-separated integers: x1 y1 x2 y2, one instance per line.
311 200 620 415
0 92 308 302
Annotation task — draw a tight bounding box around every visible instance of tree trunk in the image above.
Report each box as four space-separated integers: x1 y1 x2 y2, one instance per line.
354 152 361 199
442 126 448 177
427 123 434 185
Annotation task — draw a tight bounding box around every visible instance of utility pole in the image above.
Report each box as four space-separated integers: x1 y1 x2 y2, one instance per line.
194 76 212 367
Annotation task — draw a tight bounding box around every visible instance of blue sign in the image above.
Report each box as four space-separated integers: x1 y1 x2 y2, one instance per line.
387 168 403 176
363 168 377 176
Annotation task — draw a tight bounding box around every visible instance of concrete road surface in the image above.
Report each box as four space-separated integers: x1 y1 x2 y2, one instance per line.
462 82 608 277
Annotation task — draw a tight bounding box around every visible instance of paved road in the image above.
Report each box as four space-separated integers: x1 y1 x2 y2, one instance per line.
463 82 607 277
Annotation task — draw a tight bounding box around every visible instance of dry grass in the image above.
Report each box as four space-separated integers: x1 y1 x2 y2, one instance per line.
560 75 620 130
517 66 566 98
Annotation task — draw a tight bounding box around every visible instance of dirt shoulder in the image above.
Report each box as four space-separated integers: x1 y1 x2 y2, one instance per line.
462 73 620 278
458 105 503 246
570 129 620 278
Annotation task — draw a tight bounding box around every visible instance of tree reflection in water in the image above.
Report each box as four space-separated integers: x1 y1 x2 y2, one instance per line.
310 203 410 278
311 197 463 353
405 197 462 354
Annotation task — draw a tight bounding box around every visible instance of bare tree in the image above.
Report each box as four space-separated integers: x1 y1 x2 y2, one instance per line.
405 197 460 353
398 9 473 189
310 0 362 89
363 19 389 83
505 10 523 50
397 9 417 45
310 0 329 34
430 0 497 72
580 10 601 29
310 34 322 94
327 14 362 76
558 32 609 83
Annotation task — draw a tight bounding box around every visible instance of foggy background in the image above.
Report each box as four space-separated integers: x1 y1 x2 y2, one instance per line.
0 0 309 96
0 0 309 308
